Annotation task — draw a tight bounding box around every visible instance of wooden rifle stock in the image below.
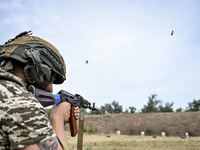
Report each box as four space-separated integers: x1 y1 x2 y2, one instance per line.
69 106 78 137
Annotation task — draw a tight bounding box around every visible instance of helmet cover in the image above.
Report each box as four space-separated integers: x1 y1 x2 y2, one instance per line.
0 31 66 84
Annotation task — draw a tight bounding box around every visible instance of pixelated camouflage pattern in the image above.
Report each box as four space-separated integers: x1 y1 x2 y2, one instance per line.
0 69 56 149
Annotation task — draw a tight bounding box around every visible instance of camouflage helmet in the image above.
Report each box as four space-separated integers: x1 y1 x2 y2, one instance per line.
0 31 66 85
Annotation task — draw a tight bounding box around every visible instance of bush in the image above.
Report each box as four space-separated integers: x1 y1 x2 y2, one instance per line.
87 128 98 135
83 127 87 133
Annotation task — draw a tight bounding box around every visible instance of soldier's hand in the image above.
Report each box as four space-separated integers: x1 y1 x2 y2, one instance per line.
50 102 71 124
74 106 80 120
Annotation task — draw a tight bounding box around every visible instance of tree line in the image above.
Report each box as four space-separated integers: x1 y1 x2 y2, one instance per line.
45 94 200 117
87 94 200 115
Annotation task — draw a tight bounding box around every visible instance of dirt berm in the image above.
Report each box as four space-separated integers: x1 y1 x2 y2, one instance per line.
82 112 200 136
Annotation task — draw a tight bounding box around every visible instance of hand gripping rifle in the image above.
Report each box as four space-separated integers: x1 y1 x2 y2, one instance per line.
28 85 97 137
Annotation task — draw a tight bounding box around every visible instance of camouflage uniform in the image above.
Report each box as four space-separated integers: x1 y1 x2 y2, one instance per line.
0 69 56 149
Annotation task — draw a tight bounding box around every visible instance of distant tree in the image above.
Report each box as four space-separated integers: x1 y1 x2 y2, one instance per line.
111 101 123 113
90 101 123 114
99 106 106 114
129 106 136 113
176 107 183 112
105 103 114 113
141 94 175 113
141 94 161 113
89 108 102 115
124 109 129 113
187 99 200 111
91 105 107 115
158 102 174 112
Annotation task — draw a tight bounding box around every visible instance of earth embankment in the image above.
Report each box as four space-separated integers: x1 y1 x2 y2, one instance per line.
83 112 200 136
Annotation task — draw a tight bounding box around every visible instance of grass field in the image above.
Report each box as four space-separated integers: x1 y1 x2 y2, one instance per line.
66 133 200 150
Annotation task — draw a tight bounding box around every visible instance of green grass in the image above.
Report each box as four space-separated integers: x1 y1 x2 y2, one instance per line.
66 133 200 150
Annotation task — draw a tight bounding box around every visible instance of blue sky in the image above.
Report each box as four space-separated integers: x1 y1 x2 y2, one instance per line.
1 0 200 111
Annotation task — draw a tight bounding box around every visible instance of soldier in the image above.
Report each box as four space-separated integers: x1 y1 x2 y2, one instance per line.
0 31 79 150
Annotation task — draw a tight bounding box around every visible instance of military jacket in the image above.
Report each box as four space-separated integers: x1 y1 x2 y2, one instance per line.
0 69 56 149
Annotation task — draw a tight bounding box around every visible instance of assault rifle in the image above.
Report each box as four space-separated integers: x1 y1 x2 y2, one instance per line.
28 85 97 137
